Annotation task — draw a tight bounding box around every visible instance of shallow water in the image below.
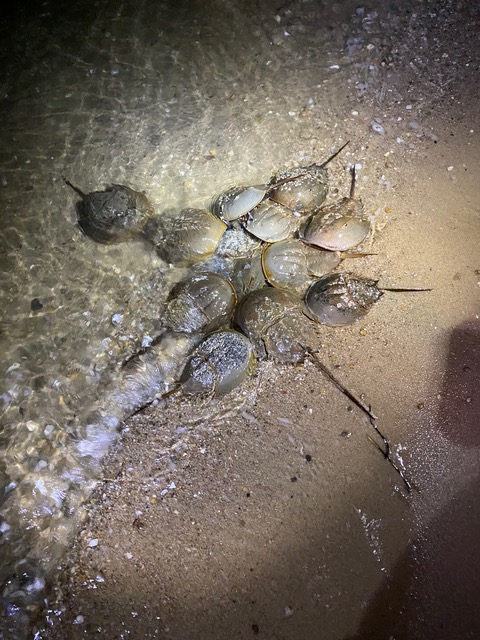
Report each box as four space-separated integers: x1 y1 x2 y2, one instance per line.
0 0 360 628
1 0 479 636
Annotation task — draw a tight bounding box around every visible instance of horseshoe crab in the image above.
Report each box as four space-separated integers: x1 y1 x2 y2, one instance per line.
304 272 383 326
163 273 236 334
244 200 303 243
234 287 313 363
180 330 255 395
65 180 154 244
304 272 431 326
212 185 268 222
302 166 372 251
262 239 343 295
142 208 227 265
268 141 349 215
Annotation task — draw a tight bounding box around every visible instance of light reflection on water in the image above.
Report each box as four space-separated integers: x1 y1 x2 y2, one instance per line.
0 0 364 633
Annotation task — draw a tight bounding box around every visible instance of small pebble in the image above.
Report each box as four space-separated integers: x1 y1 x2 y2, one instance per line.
73 615 84 625
447 166 454 171
284 606 294 617
88 538 98 548
371 122 385 135
111 313 123 325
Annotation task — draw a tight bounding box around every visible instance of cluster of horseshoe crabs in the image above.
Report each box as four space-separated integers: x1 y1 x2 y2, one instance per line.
67 142 427 488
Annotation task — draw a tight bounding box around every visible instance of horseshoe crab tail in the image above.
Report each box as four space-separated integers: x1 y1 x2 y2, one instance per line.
305 348 412 493
63 177 87 199
319 140 350 169
380 286 433 292
349 164 356 199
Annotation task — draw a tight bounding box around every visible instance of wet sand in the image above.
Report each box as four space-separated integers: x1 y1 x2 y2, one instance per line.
1 0 479 638
48 129 480 639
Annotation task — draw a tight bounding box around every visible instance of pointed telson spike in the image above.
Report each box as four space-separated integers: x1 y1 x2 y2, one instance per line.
342 251 378 259
319 140 350 169
63 177 86 199
305 348 377 420
380 287 433 292
304 349 412 493
349 165 356 200
268 173 309 190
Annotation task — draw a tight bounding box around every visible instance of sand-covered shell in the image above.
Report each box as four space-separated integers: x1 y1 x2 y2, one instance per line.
304 272 383 326
213 221 262 259
67 182 154 244
268 164 329 215
268 142 349 215
163 273 236 334
262 239 342 295
180 330 255 395
142 208 227 265
234 287 312 363
245 201 303 242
